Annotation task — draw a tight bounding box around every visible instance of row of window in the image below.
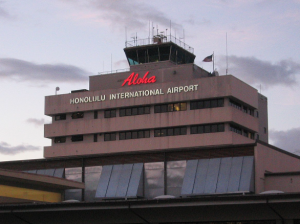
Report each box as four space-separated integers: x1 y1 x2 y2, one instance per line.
55 98 257 122
190 98 224 110
119 106 150 117
54 124 230 143
55 112 83 121
229 100 255 116
230 125 255 139
154 103 187 113
191 123 225 134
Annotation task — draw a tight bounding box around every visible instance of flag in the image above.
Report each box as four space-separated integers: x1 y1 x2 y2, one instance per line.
203 54 213 62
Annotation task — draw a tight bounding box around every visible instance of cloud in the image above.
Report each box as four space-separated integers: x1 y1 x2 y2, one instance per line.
269 128 300 155
218 56 300 88
114 59 128 68
0 3 11 19
26 118 46 127
0 142 41 155
60 0 182 31
0 58 92 83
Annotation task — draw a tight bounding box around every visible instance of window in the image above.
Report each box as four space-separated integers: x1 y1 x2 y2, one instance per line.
264 127 267 134
54 137 66 143
191 123 224 134
71 112 84 119
190 98 224 110
230 99 255 117
104 109 116 118
94 134 98 142
154 126 187 137
104 133 116 141
119 130 150 140
120 106 150 117
94 111 98 119
230 125 242 135
71 135 83 142
155 102 187 113
55 114 66 121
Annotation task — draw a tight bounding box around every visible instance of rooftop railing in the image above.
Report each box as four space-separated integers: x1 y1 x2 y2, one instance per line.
125 35 194 54
98 68 130 75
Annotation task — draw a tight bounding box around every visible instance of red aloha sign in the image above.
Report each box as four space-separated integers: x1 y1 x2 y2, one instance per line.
122 71 156 86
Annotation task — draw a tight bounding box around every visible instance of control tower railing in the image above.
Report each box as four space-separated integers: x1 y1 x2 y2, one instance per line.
125 35 194 54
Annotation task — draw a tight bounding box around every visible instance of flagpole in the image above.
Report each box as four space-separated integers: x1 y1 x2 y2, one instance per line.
213 51 214 72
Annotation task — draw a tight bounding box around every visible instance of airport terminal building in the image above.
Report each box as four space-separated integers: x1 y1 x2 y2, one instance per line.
1 35 300 224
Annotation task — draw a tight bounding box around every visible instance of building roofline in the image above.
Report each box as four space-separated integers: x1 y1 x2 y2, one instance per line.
257 140 300 160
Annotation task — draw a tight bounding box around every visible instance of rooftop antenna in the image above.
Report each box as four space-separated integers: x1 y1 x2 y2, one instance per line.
111 54 112 73
170 20 172 37
166 29 168 40
125 27 127 47
226 32 228 75
55 87 60 95
148 21 151 44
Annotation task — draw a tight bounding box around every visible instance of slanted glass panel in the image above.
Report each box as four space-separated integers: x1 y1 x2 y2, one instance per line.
216 157 232 193
127 163 143 197
148 47 159 62
192 159 209 194
116 164 133 197
95 165 113 198
159 46 170 61
44 169 55 176
26 170 37 174
181 160 198 195
176 49 185 64
227 157 243 192
54 168 64 178
138 49 147 64
204 158 221 194
37 169 46 175
125 50 139 65
170 46 177 63
239 156 254 192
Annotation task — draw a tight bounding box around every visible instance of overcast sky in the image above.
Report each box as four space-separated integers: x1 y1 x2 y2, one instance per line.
1 0 300 161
